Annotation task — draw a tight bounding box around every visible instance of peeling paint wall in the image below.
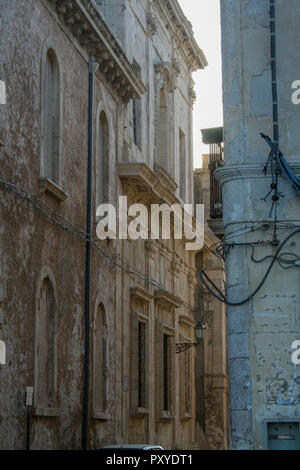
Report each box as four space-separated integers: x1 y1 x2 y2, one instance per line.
0 0 117 449
219 0 300 450
0 0 207 451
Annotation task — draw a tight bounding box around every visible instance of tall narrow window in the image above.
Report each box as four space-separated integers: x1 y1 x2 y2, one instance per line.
93 304 107 413
179 129 186 200
97 111 109 206
133 98 142 150
44 49 60 185
158 88 169 172
36 276 57 408
184 349 191 414
138 321 146 408
163 334 170 411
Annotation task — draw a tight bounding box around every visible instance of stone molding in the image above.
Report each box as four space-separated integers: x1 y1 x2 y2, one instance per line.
130 287 153 303
215 162 300 186
178 314 195 327
154 61 178 92
32 407 61 417
39 177 68 202
154 0 207 72
189 86 197 106
154 289 183 308
46 0 146 102
117 162 180 206
147 10 157 36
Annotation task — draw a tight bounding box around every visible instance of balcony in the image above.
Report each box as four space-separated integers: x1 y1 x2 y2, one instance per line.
201 127 224 237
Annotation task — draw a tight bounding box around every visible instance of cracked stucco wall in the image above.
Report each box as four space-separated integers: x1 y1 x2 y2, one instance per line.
219 0 300 449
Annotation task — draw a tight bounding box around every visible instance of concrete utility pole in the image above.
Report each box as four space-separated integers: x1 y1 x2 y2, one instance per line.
218 0 300 450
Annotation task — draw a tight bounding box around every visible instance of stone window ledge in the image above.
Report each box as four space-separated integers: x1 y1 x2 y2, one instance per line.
32 407 61 417
92 410 111 421
181 412 192 421
157 411 174 422
130 407 149 419
39 177 68 202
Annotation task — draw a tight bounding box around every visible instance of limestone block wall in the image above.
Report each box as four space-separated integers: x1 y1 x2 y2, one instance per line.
219 0 300 450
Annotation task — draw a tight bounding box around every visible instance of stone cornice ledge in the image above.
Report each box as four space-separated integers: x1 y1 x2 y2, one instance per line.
47 0 146 101
117 162 180 206
215 162 300 186
154 290 183 308
130 287 153 303
154 0 207 71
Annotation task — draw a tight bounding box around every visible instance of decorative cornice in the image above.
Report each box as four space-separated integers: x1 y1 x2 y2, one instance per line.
215 162 300 186
179 315 195 327
47 0 146 102
154 164 178 193
154 0 207 72
189 86 197 106
117 162 180 206
154 289 183 308
154 61 177 92
147 10 157 36
130 287 153 303
172 57 181 78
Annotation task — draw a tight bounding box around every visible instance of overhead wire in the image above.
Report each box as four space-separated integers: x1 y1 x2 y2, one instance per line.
0 174 197 313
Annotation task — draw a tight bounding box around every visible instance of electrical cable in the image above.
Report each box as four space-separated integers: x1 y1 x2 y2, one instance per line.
199 229 300 306
0 174 197 312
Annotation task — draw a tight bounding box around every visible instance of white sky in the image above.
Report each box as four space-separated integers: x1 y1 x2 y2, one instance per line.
178 0 223 168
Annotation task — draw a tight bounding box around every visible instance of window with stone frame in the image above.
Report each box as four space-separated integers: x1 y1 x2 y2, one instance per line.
155 319 175 420
129 289 151 417
96 111 109 207
184 348 192 414
158 86 169 173
156 67 174 177
163 333 170 411
35 276 57 409
179 128 186 201
43 49 61 185
179 337 192 419
93 303 108 415
132 97 142 150
137 320 147 408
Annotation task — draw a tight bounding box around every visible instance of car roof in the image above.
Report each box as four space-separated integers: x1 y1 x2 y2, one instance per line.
100 445 163 450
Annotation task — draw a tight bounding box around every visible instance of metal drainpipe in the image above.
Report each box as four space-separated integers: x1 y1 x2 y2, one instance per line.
82 57 99 451
270 0 279 145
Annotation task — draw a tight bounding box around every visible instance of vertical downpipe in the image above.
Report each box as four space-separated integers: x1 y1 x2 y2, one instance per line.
270 0 279 145
82 57 99 450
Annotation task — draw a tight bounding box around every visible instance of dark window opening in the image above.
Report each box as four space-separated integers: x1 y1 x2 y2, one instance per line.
163 334 169 411
138 321 146 408
133 98 142 149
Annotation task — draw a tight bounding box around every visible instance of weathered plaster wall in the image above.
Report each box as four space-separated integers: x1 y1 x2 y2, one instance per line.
0 0 118 449
219 0 300 450
0 0 209 451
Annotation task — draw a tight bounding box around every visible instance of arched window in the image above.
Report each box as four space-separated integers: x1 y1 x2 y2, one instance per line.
93 303 107 414
96 111 109 207
157 69 173 176
43 48 61 185
35 274 57 408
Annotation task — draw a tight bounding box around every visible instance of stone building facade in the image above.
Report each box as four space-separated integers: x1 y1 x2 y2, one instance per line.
219 0 300 450
194 157 229 451
0 0 229 450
